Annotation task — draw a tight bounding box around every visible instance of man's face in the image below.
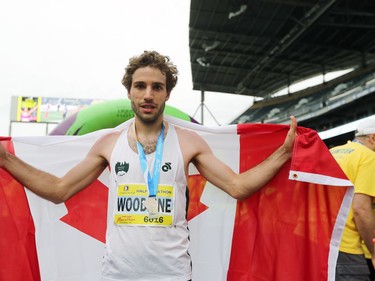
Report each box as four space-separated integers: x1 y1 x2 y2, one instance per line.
128 66 170 124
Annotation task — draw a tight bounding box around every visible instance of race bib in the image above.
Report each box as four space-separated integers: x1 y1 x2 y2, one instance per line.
113 183 174 227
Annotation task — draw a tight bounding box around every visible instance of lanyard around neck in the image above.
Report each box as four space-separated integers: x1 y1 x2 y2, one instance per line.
133 122 165 197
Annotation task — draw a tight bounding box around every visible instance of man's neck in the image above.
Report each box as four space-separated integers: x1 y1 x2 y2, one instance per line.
129 118 167 155
133 118 164 139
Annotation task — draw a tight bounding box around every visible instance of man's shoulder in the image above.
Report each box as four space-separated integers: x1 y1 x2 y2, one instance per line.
173 124 200 139
89 129 124 162
94 129 124 150
103 128 124 139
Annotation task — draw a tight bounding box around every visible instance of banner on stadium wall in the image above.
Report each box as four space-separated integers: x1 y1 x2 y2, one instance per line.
11 96 104 123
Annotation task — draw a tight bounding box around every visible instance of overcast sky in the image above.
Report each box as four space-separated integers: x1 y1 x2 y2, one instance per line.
0 0 253 136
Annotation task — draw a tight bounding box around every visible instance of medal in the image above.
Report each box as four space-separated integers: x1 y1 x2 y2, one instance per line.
144 197 158 218
134 122 165 220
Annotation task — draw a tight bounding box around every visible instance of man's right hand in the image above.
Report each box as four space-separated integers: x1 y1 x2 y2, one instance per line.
0 140 8 168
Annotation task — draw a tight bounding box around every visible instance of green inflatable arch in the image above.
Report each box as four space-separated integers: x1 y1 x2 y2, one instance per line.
50 99 196 136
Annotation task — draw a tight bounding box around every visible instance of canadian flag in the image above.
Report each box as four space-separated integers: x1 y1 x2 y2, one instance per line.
0 117 353 281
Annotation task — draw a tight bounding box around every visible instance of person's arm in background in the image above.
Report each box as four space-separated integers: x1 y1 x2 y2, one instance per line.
353 194 375 260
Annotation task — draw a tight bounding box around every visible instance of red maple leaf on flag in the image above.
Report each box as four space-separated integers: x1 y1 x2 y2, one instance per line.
60 180 109 243
187 174 209 221
60 174 209 242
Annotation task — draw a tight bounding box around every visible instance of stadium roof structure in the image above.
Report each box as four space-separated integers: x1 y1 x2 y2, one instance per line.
189 0 375 99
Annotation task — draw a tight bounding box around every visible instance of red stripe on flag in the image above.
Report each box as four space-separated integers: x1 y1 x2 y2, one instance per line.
291 128 348 179
227 124 347 281
0 139 41 281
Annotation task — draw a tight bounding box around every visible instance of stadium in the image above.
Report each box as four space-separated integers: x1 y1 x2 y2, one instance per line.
189 0 375 147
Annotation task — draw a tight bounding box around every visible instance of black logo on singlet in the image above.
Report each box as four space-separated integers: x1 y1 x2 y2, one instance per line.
162 162 172 172
115 161 129 176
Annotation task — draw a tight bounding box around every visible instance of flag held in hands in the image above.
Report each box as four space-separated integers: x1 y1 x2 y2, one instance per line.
0 117 353 281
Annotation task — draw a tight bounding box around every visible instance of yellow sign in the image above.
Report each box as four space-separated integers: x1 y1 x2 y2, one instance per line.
114 184 174 227
17 96 41 122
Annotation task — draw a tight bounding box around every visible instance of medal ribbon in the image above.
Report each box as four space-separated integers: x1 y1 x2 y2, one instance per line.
134 123 165 197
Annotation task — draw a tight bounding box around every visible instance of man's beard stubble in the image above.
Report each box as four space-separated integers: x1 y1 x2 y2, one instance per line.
131 101 166 124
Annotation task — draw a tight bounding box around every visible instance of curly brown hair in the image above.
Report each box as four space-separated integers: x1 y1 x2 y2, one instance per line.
121 50 178 93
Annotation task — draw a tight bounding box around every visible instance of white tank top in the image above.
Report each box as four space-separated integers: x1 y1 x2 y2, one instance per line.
101 124 192 281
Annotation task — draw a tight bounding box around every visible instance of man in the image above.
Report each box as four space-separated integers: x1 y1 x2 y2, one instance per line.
331 119 375 281
0 50 297 281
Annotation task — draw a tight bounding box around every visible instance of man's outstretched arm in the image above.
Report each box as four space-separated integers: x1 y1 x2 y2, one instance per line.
0 133 116 203
188 116 297 200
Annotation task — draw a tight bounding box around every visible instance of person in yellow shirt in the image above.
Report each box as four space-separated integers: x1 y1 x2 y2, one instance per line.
331 119 375 281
